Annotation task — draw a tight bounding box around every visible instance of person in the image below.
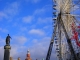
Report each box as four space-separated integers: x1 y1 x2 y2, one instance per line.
6 34 11 45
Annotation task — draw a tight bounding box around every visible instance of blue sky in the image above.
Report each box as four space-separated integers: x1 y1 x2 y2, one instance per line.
0 0 57 60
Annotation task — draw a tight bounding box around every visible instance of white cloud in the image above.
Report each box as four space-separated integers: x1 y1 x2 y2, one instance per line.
0 36 5 45
43 26 50 29
22 16 33 23
4 2 19 16
12 36 27 45
10 46 18 57
32 39 38 43
0 36 6 59
34 8 45 15
37 17 52 24
22 5 51 24
0 46 4 60
0 2 19 21
29 29 45 36
0 12 8 20
0 28 8 33
20 27 27 32
34 5 51 15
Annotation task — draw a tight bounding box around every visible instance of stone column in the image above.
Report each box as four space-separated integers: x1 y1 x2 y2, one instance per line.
4 34 11 60
4 45 11 60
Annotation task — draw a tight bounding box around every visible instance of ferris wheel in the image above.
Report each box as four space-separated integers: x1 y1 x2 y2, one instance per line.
52 0 80 60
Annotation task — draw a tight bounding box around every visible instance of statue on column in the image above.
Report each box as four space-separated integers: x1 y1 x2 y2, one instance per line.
6 34 11 45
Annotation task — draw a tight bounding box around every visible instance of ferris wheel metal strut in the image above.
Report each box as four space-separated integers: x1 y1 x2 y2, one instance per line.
58 12 79 60
46 20 57 60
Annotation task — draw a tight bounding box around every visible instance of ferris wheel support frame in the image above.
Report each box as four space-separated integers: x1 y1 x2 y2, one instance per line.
58 12 79 60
